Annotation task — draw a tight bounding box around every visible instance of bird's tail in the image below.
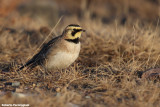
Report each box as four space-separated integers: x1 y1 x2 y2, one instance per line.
17 64 28 72
17 59 35 71
17 65 25 71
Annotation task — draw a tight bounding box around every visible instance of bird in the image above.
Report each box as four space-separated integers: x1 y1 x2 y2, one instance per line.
18 24 85 71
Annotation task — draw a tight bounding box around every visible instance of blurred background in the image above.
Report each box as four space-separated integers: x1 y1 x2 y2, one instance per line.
0 0 160 27
1 1 160 106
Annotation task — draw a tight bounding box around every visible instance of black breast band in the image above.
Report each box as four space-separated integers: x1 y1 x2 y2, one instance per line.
65 38 80 44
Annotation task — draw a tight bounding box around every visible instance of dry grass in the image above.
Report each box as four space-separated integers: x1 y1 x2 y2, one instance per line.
0 0 160 107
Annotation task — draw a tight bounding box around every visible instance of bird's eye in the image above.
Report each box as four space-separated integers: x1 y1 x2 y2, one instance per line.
71 30 76 36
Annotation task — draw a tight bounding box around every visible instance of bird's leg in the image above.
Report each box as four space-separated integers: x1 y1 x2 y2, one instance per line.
41 65 51 80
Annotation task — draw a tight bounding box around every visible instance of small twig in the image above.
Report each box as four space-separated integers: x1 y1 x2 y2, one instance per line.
62 75 87 92
26 16 64 62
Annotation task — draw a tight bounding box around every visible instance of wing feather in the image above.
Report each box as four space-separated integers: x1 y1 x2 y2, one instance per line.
18 36 61 71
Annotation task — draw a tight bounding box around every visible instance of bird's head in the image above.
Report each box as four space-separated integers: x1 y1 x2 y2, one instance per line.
63 24 85 40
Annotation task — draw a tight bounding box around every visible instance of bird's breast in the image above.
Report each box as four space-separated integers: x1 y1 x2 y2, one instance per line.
46 43 80 70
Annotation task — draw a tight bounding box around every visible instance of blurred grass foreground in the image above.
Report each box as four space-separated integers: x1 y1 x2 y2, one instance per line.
0 0 160 107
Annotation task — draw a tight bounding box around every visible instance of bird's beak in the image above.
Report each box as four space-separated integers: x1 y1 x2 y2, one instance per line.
80 29 85 32
76 29 86 32
82 29 86 32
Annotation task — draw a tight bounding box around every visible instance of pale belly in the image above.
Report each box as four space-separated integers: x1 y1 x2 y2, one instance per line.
46 52 79 70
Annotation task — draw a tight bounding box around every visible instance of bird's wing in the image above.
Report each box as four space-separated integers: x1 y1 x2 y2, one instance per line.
18 36 61 70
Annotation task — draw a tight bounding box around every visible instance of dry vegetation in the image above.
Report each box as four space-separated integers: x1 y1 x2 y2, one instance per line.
0 0 160 107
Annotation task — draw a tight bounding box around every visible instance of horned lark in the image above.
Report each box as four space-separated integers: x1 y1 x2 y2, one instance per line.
18 24 85 71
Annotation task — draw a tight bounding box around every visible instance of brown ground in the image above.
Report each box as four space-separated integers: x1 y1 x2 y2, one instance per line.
0 0 160 107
